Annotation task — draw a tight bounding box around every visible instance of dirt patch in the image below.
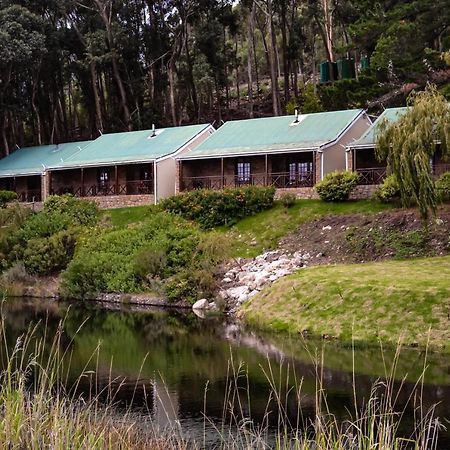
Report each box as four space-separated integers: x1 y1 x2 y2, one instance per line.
279 205 450 265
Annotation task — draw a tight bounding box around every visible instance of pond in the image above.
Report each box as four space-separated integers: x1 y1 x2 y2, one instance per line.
1 297 450 448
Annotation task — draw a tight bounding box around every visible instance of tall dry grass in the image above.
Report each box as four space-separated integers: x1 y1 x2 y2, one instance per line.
0 312 444 449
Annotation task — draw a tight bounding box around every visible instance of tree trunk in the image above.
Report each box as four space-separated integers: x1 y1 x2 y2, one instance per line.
94 0 132 130
280 0 290 103
184 24 199 121
267 0 281 115
247 3 256 118
1 116 9 156
90 62 104 133
168 57 178 126
320 0 334 62
31 77 43 146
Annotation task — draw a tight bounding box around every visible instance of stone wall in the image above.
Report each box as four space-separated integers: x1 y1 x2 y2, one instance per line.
86 194 155 209
275 187 319 199
350 184 379 200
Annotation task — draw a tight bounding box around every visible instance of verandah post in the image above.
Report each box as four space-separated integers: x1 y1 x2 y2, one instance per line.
264 154 268 186
221 157 224 189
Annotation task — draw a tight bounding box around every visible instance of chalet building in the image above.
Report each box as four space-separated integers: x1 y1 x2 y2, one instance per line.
346 108 407 187
0 124 214 207
0 141 92 202
347 107 450 190
176 109 372 198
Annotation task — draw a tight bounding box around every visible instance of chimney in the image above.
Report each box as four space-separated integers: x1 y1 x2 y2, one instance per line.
151 123 156 138
293 109 299 124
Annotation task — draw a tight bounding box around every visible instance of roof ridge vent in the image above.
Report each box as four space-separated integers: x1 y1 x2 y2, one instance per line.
148 124 165 139
290 109 305 126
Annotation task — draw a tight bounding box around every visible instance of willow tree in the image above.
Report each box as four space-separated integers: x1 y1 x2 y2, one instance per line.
375 85 450 220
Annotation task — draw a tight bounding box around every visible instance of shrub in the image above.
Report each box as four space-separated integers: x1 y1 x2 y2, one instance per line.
279 192 296 208
23 229 78 275
160 186 275 228
436 172 450 202
44 194 99 226
1 262 32 285
2 196 100 265
374 174 401 203
60 212 227 302
134 246 167 280
0 190 17 208
315 171 359 202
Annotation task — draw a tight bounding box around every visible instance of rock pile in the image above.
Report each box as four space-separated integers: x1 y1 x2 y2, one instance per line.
219 250 310 312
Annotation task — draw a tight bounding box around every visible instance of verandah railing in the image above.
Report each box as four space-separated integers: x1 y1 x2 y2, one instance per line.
356 163 450 185
51 180 154 197
182 171 314 191
356 167 387 185
17 190 42 202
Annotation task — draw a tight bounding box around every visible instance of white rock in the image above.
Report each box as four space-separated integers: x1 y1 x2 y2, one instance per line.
227 285 249 300
322 225 332 231
238 293 249 303
192 299 209 310
275 269 291 278
248 290 259 298
238 272 255 283
222 277 233 283
218 290 228 300
209 301 219 311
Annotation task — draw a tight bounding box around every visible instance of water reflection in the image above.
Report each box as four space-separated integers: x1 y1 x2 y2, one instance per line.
1 298 450 447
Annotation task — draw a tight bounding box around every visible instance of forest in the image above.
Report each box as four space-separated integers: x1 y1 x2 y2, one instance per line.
0 0 449 155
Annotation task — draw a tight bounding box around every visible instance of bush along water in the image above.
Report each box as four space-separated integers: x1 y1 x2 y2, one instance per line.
0 190 17 208
160 186 275 228
0 194 100 275
315 171 359 202
60 212 229 303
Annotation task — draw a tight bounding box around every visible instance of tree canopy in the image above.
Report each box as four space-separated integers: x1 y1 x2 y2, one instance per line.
376 85 450 220
0 0 449 155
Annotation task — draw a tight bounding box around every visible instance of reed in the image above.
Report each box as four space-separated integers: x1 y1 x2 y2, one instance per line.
0 314 443 449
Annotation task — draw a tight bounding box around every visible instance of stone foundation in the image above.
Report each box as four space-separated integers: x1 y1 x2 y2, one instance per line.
350 184 379 200
275 187 319 199
87 194 155 209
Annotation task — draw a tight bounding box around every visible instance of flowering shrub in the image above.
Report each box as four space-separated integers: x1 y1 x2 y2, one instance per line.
160 186 275 228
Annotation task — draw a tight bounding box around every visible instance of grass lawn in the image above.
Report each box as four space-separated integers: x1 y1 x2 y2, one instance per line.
103 200 394 257
104 205 153 227
240 256 450 351
225 199 394 258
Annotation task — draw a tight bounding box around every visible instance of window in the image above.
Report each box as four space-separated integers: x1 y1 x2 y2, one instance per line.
98 168 110 186
140 169 151 181
236 162 251 184
288 162 313 184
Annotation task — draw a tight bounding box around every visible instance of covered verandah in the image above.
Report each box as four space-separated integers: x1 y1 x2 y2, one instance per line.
350 146 450 185
179 151 318 192
49 162 154 198
0 175 42 202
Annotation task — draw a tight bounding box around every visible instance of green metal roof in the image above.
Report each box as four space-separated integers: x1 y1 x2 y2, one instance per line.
350 107 408 148
53 124 211 168
0 141 92 177
179 109 364 159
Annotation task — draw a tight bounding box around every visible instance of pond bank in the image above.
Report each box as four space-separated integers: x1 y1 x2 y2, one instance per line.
239 255 450 352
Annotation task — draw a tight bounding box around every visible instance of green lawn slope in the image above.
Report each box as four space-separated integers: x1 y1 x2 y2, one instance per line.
240 256 450 351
